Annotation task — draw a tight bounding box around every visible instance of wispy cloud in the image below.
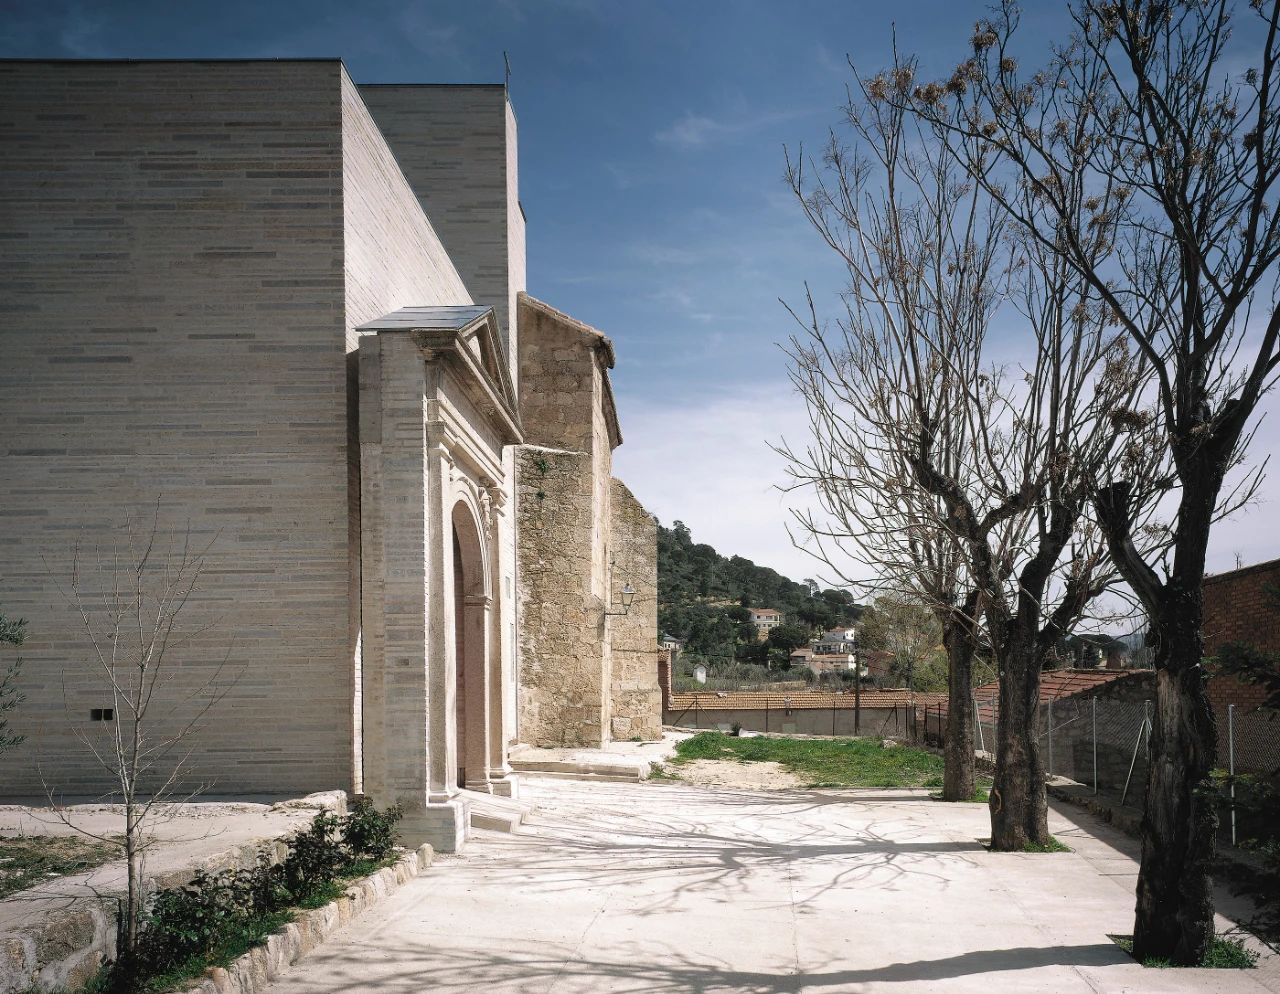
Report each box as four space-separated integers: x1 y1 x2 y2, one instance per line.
612 380 828 582
59 5 106 57
397 4 463 57
654 107 807 148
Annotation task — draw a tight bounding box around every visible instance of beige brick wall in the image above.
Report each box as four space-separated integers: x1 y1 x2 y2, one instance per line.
0 60 475 797
0 60 353 794
356 85 521 374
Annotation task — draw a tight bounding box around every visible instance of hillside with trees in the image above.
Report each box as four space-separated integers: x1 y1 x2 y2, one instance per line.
657 520 862 670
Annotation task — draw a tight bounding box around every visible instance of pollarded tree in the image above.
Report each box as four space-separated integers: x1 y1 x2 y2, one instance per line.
781 59 1165 836
912 0 1280 962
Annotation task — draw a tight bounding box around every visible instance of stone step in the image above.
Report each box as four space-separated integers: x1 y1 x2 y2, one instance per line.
512 769 647 784
507 755 651 783
459 789 532 833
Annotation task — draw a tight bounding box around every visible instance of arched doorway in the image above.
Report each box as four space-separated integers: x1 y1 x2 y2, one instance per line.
452 501 490 790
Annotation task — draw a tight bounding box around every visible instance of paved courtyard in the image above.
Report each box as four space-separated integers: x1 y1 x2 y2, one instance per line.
265 778 1280 993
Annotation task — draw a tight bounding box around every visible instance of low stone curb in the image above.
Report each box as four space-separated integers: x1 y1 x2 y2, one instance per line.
1047 782 1144 837
2 838 293 994
1 793 348 993
176 844 433 994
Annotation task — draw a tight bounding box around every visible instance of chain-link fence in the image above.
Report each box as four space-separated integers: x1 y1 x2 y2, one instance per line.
953 690 1280 848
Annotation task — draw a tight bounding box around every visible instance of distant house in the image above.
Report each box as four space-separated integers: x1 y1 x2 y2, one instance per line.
659 633 684 655
749 608 783 640
814 628 856 654
807 652 859 675
792 644 862 677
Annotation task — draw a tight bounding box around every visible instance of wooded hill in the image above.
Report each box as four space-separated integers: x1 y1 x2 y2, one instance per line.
657 520 863 665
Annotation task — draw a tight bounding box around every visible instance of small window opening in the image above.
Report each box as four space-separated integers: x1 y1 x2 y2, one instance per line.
90 708 115 722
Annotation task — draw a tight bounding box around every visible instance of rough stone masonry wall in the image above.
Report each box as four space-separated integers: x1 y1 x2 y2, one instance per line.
515 447 608 746
0 60 358 795
607 479 661 741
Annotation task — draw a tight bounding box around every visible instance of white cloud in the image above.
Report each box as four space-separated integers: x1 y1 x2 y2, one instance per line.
611 382 1280 606
611 381 854 587
654 108 806 148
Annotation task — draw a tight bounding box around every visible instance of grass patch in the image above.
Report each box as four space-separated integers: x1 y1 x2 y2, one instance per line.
1019 836 1070 853
0 835 121 898
645 763 682 782
1110 934 1258 969
930 786 991 803
672 732 945 788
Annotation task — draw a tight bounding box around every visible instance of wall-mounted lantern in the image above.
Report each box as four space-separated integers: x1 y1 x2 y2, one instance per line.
605 581 636 616
601 555 637 616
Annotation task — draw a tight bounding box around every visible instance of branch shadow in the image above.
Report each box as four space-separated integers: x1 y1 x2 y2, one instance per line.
268 937 1129 993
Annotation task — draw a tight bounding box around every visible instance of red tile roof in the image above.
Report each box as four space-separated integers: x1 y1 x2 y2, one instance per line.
668 690 947 712
933 668 1153 719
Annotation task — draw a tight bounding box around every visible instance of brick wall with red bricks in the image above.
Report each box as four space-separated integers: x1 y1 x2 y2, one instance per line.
1203 557 1280 718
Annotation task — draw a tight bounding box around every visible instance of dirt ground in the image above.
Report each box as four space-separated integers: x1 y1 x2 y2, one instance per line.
670 759 804 789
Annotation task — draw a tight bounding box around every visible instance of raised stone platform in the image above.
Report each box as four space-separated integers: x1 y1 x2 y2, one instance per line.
507 732 686 783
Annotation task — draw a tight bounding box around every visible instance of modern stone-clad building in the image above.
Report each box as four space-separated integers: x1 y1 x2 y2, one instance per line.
0 59 660 850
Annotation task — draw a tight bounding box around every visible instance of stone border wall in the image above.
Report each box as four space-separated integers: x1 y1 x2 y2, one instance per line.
177 845 432 994
1 794 348 993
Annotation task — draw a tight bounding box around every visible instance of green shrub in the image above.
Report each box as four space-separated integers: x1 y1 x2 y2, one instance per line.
343 798 402 862
279 811 347 903
105 801 402 993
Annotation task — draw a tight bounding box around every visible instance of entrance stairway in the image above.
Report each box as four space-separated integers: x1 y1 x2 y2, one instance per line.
506 747 655 783
459 789 532 834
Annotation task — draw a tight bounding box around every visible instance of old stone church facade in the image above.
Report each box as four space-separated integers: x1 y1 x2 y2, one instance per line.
0 60 660 850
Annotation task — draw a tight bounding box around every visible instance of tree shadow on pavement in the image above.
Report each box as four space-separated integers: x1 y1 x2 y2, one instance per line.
266 938 1130 993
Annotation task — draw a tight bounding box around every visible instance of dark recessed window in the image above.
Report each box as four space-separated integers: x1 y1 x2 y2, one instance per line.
89 708 115 722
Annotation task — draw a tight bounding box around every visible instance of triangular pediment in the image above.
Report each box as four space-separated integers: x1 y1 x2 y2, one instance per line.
355 304 522 443
458 312 517 417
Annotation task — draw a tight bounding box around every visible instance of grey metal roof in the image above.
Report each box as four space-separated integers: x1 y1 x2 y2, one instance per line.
355 305 492 332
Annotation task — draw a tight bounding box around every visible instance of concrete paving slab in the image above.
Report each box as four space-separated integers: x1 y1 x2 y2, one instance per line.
260 778 1280 994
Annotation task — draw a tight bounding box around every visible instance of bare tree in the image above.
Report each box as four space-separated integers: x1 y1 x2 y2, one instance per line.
0 608 26 755
911 0 1280 962
781 60 1162 840
46 508 233 975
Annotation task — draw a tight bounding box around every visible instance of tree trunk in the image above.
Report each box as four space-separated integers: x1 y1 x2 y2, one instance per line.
941 619 976 801
989 645 1049 850
1132 640 1218 964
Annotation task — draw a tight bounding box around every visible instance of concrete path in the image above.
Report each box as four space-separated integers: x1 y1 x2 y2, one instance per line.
263 778 1280 993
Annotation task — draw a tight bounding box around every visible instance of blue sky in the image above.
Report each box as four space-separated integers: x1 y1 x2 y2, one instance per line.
4 0 1277 587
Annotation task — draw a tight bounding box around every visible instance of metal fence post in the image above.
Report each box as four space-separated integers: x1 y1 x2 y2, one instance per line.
974 695 985 754
1229 702 1237 847
1092 696 1098 795
1047 696 1054 777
